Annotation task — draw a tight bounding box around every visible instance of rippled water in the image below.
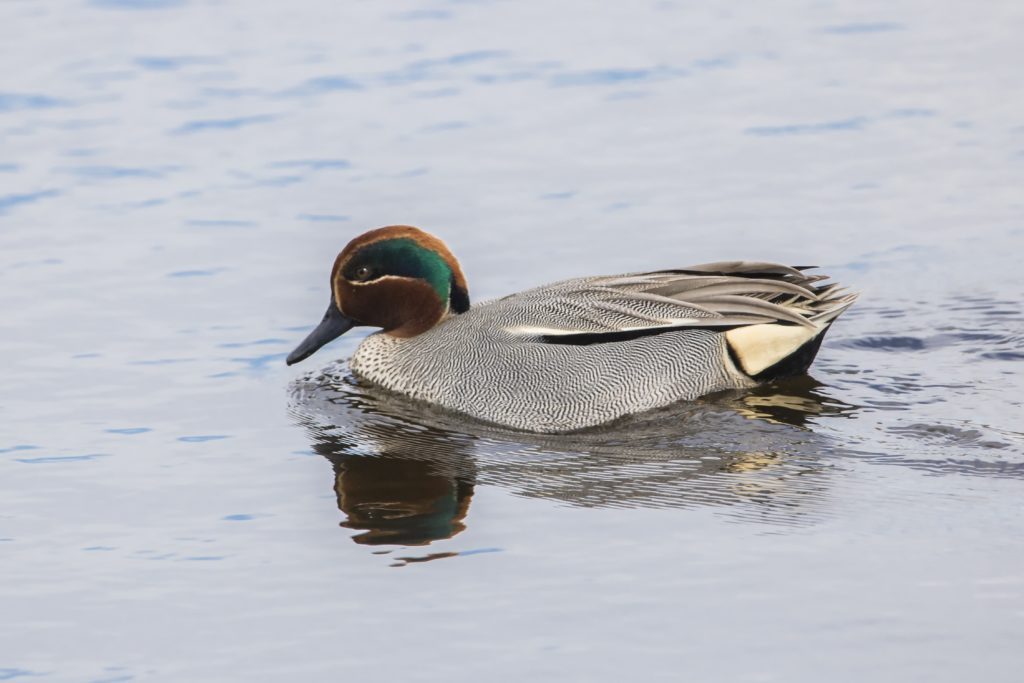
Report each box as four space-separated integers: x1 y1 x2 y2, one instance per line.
2 0 1023 681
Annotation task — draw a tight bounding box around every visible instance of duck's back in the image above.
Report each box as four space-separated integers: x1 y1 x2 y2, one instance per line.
350 264 856 432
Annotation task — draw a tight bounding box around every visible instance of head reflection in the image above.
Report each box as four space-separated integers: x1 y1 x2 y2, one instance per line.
330 451 473 546
302 408 477 548
291 366 856 553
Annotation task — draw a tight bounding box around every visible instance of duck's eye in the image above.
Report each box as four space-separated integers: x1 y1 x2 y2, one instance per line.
353 265 374 282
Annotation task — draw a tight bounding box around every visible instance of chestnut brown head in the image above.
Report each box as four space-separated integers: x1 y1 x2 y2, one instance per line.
286 226 470 366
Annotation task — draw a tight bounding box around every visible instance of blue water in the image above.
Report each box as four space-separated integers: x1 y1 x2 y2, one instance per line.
2 1 1023 681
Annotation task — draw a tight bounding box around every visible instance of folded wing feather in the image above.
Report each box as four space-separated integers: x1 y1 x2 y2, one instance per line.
500 261 857 375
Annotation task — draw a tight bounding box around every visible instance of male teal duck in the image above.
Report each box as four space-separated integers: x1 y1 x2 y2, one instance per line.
287 225 857 433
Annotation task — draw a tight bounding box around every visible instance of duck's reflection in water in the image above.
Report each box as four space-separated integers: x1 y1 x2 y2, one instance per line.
291 364 856 562
317 436 474 547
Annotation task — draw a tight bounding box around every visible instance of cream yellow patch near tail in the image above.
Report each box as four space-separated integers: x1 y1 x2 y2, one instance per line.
725 323 821 377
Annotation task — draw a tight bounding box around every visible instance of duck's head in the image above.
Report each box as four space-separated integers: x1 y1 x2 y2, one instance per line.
286 225 470 366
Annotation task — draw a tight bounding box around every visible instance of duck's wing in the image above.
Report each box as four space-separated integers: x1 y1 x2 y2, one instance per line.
496 262 856 337
492 262 857 376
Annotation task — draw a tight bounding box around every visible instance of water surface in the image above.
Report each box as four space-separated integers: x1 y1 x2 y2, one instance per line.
1 0 1022 681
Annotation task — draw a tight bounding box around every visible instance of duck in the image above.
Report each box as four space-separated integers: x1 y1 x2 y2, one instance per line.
287 225 857 433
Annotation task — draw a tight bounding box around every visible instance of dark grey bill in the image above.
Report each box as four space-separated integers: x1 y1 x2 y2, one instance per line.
286 299 356 366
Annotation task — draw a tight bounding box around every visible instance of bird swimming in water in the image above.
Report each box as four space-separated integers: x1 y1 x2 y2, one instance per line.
287 225 856 433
